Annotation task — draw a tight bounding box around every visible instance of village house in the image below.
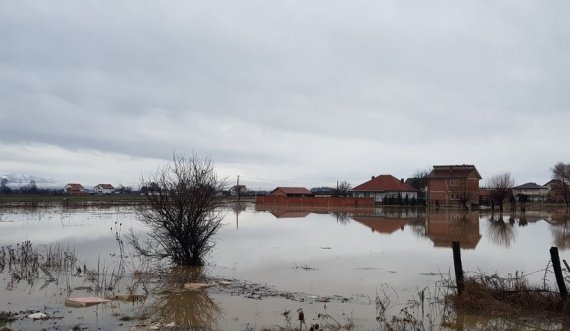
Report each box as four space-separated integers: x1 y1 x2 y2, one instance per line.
93 184 115 195
544 179 569 202
269 187 315 197
64 183 85 195
512 182 548 202
426 165 481 207
350 175 418 203
229 185 248 196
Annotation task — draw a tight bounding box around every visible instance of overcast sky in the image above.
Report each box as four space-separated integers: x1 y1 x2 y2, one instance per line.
1 1 568 189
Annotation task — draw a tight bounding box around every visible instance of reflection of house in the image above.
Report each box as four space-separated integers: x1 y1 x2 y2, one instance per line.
512 182 548 202
351 175 418 203
352 216 412 234
270 187 315 197
427 165 481 207
270 210 311 218
93 184 114 194
425 211 481 249
64 183 85 195
544 179 569 202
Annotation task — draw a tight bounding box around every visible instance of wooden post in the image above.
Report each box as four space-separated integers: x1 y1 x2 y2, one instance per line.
550 246 568 301
452 241 464 295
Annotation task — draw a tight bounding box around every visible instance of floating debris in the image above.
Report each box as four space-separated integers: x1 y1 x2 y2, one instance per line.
65 297 111 308
183 283 216 290
27 312 48 320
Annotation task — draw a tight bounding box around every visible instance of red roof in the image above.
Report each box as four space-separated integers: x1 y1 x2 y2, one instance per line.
270 187 313 195
428 165 481 179
352 175 416 192
352 217 411 234
96 184 114 189
65 183 84 190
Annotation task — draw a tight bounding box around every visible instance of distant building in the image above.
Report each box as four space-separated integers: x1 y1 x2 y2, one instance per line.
350 175 418 203
230 185 248 196
544 179 569 202
269 187 314 197
426 165 481 207
405 177 426 201
64 183 85 195
93 184 115 195
512 182 548 202
310 187 336 197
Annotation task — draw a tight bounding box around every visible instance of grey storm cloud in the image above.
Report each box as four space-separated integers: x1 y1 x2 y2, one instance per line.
0 0 569 188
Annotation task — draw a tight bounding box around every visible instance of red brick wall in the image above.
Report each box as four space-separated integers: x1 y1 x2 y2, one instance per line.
255 196 374 208
428 176 480 206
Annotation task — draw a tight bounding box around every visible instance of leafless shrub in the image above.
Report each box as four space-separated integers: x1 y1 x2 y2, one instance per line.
129 153 227 266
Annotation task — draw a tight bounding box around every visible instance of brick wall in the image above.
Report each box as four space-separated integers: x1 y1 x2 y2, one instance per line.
255 196 374 208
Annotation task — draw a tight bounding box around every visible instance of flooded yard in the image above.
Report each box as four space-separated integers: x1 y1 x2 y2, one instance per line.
1 203 570 330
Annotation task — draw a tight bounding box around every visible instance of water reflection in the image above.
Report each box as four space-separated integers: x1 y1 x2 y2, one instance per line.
425 211 481 249
550 209 570 249
485 214 516 248
148 267 221 329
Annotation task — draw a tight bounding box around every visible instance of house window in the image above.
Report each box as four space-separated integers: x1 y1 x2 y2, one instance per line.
449 179 460 187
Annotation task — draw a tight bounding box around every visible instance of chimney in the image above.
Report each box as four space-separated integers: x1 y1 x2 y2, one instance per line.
371 176 375 180
401 178 404 183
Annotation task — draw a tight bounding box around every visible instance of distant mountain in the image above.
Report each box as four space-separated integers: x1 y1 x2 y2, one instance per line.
0 173 58 187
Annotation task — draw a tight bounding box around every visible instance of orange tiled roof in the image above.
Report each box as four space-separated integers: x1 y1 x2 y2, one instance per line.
352 175 416 192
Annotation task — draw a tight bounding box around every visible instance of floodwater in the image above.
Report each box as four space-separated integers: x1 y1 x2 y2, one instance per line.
1 203 570 330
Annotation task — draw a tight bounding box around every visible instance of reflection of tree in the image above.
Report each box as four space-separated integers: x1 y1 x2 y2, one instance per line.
332 211 351 224
154 287 220 329
148 267 221 329
409 218 428 240
486 214 516 248
518 214 528 227
550 211 570 249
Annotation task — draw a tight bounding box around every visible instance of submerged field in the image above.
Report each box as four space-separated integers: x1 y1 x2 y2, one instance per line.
1 203 570 330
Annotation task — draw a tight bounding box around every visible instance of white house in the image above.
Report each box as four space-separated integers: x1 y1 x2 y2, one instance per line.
351 175 418 203
93 184 115 194
512 182 549 202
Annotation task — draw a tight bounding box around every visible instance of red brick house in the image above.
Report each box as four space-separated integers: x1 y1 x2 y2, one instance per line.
426 165 481 207
351 175 418 203
64 183 85 195
269 187 314 197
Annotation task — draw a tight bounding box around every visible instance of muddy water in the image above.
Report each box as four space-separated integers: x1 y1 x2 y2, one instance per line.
0 204 569 330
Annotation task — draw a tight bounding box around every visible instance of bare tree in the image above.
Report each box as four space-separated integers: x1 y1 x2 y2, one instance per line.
334 181 352 197
408 168 431 190
486 172 515 213
552 162 570 208
0 178 11 194
129 154 227 266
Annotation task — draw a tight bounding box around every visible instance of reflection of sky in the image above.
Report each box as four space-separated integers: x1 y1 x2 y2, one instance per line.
0 207 147 267
0 206 567 298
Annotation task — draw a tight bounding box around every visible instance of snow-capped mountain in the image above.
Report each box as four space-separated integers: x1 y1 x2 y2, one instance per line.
0 173 57 186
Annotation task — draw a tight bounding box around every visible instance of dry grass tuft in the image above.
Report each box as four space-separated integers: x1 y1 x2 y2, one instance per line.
448 274 566 318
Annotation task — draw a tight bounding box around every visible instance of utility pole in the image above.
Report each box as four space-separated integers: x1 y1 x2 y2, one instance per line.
237 175 240 202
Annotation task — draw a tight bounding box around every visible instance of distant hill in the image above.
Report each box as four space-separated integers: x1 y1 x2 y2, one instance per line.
0 173 58 187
